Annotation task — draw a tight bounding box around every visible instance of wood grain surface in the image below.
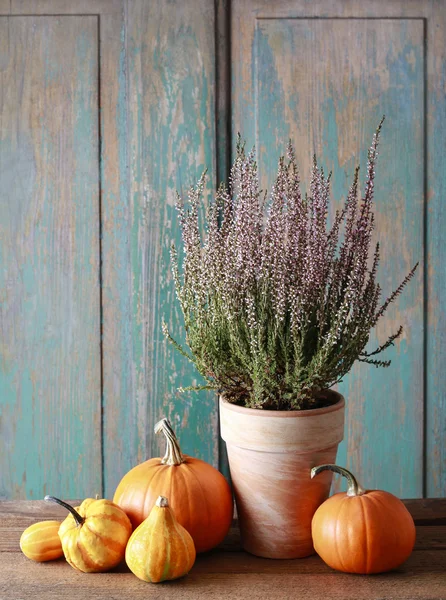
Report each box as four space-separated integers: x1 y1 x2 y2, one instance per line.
0 499 445 600
101 0 219 499
0 0 445 501
0 15 101 499
232 0 445 499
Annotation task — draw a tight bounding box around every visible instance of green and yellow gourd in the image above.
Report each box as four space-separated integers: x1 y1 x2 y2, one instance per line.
125 495 196 583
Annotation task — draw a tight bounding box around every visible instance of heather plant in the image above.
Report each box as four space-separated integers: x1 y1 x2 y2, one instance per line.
163 119 418 410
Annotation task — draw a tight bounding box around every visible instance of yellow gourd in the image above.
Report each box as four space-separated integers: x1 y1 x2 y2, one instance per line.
20 520 64 562
44 495 132 573
125 495 196 583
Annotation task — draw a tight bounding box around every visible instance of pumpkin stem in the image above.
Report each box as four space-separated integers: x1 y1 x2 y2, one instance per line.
154 418 185 466
156 496 169 508
310 464 366 497
44 495 85 526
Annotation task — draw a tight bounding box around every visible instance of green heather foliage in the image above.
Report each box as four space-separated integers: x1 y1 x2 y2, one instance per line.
163 119 418 410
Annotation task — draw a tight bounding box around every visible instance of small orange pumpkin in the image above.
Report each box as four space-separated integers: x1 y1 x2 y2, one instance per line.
20 520 64 562
311 464 416 574
44 496 132 573
113 418 233 553
126 495 196 582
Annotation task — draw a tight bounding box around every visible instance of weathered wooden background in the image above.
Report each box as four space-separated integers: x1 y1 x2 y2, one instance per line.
0 0 444 501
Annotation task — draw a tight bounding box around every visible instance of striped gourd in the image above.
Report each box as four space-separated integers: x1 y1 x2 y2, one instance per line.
20 520 64 562
44 496 132 573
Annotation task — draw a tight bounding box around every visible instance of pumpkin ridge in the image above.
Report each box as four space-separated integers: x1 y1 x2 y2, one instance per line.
155 507 170 582
161 467 176 530
30 521 59 531
96 499 117 507
65 553 77 570
172 511 193 571
169 505 194 577
176 463 193 532
144 510 158 581
83 521 125 556
334 498 348 572
359 494 370 573
185 462 211 533
368 492 406 560
160 513 171 582
76 537 98 571
60 516 78 533
23 533 60 547
142 465 166 518
123 475 139 516
86 512 128 526
371 491 400 523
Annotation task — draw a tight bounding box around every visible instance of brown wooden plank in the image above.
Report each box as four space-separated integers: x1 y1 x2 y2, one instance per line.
2 500 445 600
0 551 445 600
2 523 445 555
0 500 82 521
2 499 444 522
101 0 219 499
404 499 446 525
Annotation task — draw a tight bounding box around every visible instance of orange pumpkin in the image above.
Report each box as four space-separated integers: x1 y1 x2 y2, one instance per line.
113 418 233 553
311 464 416 574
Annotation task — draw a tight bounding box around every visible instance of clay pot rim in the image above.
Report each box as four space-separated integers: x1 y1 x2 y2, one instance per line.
220 390 344 418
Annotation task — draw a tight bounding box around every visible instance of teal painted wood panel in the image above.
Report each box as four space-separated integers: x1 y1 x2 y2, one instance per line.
233 13 424 497
0 16 101 499
426 4 446 497
1 0 443 500
101 0 218 498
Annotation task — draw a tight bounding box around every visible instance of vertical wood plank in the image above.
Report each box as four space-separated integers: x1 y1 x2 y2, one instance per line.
216 0 230 187
99 4 127 500
0 16 101 499
426 3 446 497
102 0 218 497
215 0 231 481
233 9 424 497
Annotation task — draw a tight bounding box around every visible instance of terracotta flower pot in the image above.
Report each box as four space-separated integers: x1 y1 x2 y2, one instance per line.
219 391 345 559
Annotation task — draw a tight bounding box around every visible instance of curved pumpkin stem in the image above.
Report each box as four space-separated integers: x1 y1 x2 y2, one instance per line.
44 495 85 526
310 464 366 497
154 418 184 466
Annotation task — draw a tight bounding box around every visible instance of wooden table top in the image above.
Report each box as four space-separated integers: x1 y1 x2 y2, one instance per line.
1 499 445 600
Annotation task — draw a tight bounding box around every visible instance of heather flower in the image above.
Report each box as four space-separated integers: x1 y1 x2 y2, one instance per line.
163 119 418 410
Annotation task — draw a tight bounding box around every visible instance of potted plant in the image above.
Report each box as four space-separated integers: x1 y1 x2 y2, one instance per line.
163 119 418 559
